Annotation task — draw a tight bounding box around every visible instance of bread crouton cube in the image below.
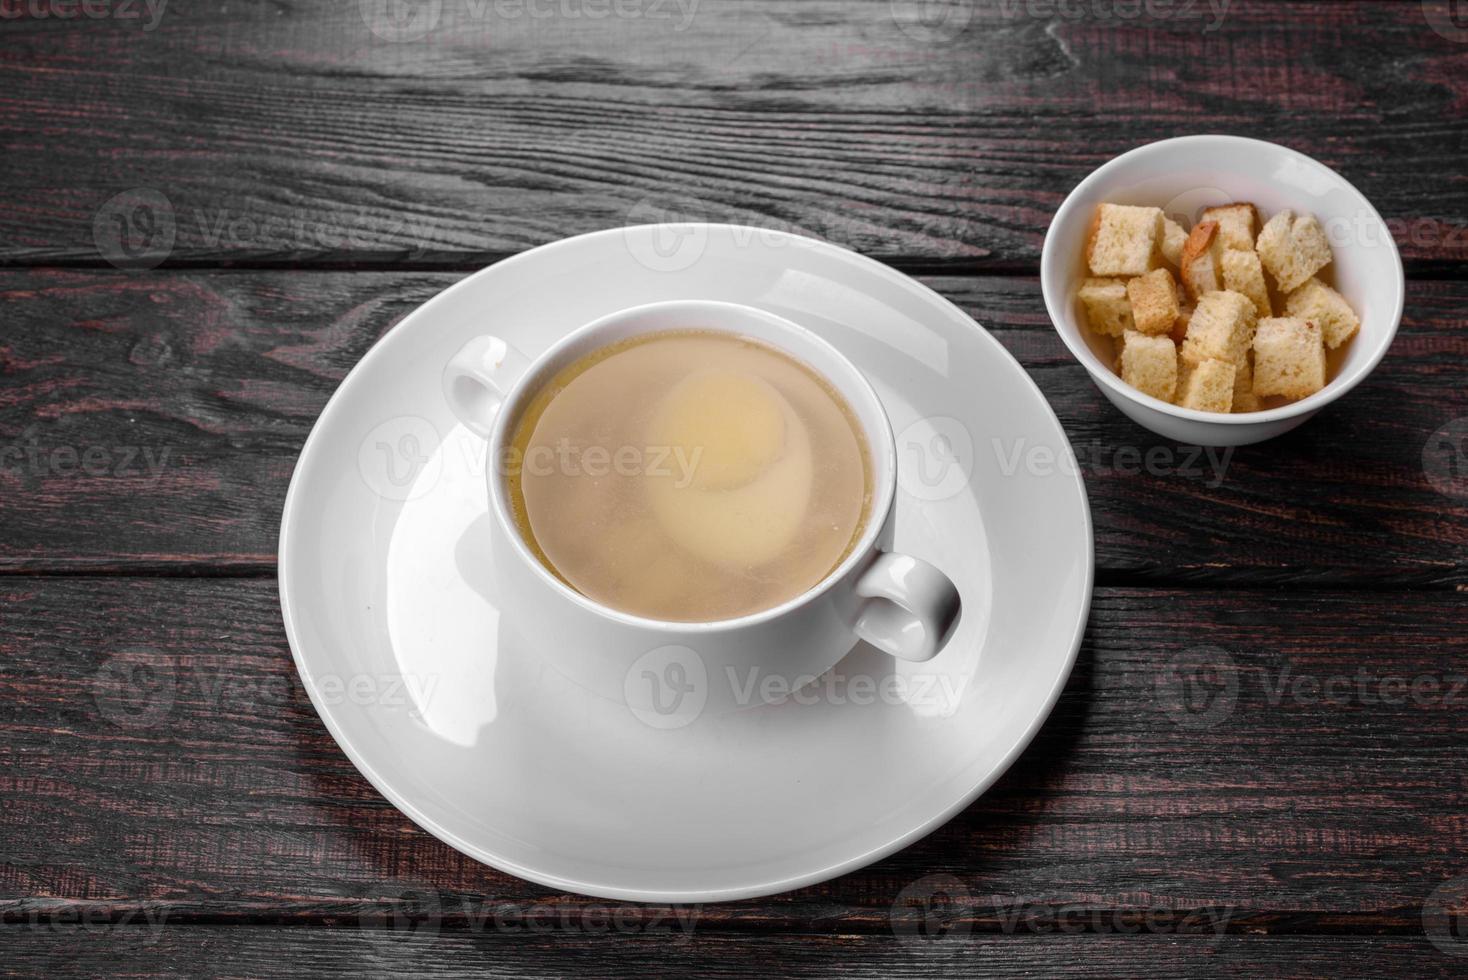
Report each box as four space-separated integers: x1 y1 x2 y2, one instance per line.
1253 317 1327 399
1176 357 1237 413
1221 248 1272 318
1179 221 1223 298
1284 277 1360 349
1161 217 1189 267
1087 204 1163 277
1200 203 1260 252
1232 354 1261 413
1256 210 1333 292
1126 268 1181 335
1077 278 1134 337
1119 330 1178 402
1170 306 1192 346
1181 290 1257 365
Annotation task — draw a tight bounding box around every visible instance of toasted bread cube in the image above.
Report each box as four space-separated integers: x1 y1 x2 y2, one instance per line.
1284 277 1360 349
1221 248 1272 318
1126 268 1181 335
1181 289 1257 365
1119 330 1178 402
1087 204 1163 277
1176 357 1237 413
1161 217 1189 267
1179 222 1223 298
1256 210 1332 292
1170 306 1192 346
1253 317 1327 399
1232 354 1261 412
1200 203 1260 252
1077 278 1134 337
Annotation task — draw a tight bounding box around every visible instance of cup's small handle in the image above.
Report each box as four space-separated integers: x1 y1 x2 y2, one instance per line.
443 336 532 440
853 553 961 663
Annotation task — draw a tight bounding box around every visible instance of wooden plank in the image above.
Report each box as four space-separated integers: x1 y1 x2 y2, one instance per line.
1 1 1465 268
1 270 1463 582
1 580 1463 928
1 927 1462 980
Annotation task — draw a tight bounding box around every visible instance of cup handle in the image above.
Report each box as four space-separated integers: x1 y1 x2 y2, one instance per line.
853 553 961 663
443 336 532 440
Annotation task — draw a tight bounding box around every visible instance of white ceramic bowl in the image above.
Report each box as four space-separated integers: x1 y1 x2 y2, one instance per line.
1041 135 1404 446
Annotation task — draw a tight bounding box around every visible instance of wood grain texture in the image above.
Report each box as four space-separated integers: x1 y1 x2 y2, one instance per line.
2 579 1464 928
1 269 1463 582
2 927 1463 980
1 1 1466 268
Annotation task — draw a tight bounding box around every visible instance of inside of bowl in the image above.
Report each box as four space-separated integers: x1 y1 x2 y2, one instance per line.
1056 140 1401 402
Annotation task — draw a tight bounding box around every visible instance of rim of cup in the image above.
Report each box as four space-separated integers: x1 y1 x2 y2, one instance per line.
1040 134 1405 426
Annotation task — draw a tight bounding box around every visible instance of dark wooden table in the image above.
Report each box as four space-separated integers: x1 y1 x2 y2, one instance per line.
3 2 1467 976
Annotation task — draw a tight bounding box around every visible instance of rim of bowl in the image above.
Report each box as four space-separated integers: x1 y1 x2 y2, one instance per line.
1040 134 1405 426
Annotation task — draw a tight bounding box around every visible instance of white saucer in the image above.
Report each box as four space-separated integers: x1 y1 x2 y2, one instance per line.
279 225 1093 902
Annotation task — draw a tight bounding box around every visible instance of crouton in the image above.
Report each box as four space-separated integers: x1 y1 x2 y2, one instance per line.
1087 204 1164 277
1179 221 1224 298
1170 306 1192 346
1077 278 1134 337
1221 248 1272 318
1161 217 1189 267
1232 354 1261 413
1181 289 1257 365
1119 330 1178 402
1176 357 1237 413
1200 203 1260 252
1256 210 1333 292
1126 268 1181 335
1253 317 1327 399
1284 277 1360 349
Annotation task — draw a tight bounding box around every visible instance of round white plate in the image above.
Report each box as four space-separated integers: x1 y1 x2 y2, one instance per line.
279 225 1093 902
